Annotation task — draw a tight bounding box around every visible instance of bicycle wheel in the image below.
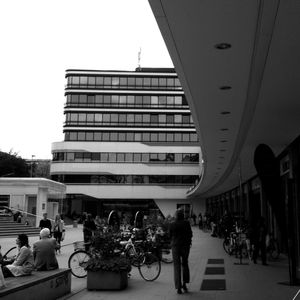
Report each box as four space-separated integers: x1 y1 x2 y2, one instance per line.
127 246 145 267
161 248 173 263
223 238 232 255
138 252 161 281
3 246 18 260
68 250 91 278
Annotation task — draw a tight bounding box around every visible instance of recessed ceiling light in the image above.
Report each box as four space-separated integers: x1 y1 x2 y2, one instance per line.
220 140 227 143
220 128 229 131
215 43 231 50
221 111 231 115
219 86 232 90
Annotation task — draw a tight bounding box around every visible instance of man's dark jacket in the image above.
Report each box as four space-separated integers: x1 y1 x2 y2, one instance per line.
169 219 192 247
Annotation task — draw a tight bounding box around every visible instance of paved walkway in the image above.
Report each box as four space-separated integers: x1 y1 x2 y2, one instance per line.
1 225 299 299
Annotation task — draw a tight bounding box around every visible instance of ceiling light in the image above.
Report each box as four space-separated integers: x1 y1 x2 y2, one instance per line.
220 140 227 143
221 111 231 115
215 43 231 50
219 86 232 90
220 128 228 131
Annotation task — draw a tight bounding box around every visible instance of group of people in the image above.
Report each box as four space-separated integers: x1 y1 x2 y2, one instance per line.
1 228 60 278
39 213 65 252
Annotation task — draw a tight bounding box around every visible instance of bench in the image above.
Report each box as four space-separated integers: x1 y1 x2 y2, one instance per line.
0 268 71 300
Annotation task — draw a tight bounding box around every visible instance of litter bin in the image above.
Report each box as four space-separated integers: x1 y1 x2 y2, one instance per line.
73 220 78 228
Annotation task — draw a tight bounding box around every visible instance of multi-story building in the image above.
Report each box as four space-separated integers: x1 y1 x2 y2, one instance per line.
50 68 201 220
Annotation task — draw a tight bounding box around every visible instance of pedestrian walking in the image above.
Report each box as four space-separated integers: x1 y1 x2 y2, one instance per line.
169 209 193 294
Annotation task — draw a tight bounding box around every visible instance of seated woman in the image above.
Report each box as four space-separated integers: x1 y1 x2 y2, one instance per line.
2 234 34 278
33 228 59 271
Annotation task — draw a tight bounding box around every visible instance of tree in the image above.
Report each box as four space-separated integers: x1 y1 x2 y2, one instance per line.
0 150 30 177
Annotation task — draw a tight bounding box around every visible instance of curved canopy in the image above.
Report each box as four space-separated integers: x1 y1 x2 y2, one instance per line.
149 0 300 198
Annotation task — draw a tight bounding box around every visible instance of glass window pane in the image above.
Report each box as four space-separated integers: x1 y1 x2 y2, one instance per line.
126 132 134 141
143 132 150 141
159 114 166 124
95 95 103 105
174 115 182 123
119 114 126 123
70 132 77 140
111 95 119 106
104 95 110 105
143 96 150 106
127 114 134 123
141 153 149 162
151 133 158 141
88 77 96 86
101 153 109 162
102 132 109 141
135 133 142 141
111 132 118 141
78 132 85 141
120 77 127 87
96 77 104 86
92 153 100 161
119 95 126 105
182 115 190 124
133 153 141 162
175 96 182 106
78 114 86 122
86 132 93 141
182 133 189 142
127 95 134 105
112 77 119 86
167 96 174 106
94 132 102 140
151 96 158 106
166 115 174 124
158 133 166 141
151 78 158 87
136 78 143 86
143 114 150 123
111 114 118 123
119 132 126 141
103 114 110 123
159 77 166 87
125 153 133 162
150 114 158 124
80 76 88 85
104 77 111 86
79 94 87 104
95 114 102 123
128 77 135 87
175 153 182 163
191 133 198 142
144 77 150 86
167 77 174 87
109 153 116 162
136 95 143 106
175 133 182 141
66 152 75 161
135 114 142 124
167 133 174 142
117 153 125 162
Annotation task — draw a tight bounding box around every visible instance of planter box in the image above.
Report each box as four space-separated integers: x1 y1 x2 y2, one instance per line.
87 270 128 290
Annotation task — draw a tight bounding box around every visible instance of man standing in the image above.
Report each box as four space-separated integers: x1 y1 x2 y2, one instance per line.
39 213 52 235
169 209 193 294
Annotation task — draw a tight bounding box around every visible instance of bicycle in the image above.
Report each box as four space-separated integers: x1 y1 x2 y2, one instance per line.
0 246 18 265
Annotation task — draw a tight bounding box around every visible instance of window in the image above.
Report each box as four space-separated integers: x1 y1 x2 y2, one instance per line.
151 78 158 87
103 114 110 123
135 133 142 141
104 95 110 105
110 132 118 141
88 77 96 86
175 153 182 163
86 114 94 124
167 78 174 87
159 77 166 87
182 115 190 124
144 77 150 86
126 132 134 141
66 152 75 161
102 132 109 141
150 153 158 161
80 76 88 85
91 153 100 161
79 94 87 105
128 77 135 87
182 133 190 142
86 132 93 141
175 96 182 106
111 114 118 123
174 133 182 142
78 132 85 141
127 114 134 123
151 133 158 141
134 153 141 162
127 95 134 106
95 95 103 105
75 152 84 161
125 153 133 162
191 133 198 142
119 132 126 141
158 133 166 141
120 77 127 87
119 95 126 105
87 95 94 106
174 115 182 123
135 96 143 106
150 114 158 124
104 77 111 86
96 77 104 86
95 114 102 123
159 96 167 106
159 114 166 124
136 78 143 86
151 96 158 106
112 77 119 86
71 94 79 104
167 133 174 142
135 114 142 124
143 132 150 141
119 114 126 124
167 96 174 106
142 153 149 162
94 132 102 141
166 115 174 124
70 132 77 140
109 153 117 162
111 95 119 106
101 153 108 162
72 76 79 85
117 153 125 162
143 114 150 123
143 96 150 106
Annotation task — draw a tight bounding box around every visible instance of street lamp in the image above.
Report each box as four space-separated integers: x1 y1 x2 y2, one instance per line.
31 155 35 177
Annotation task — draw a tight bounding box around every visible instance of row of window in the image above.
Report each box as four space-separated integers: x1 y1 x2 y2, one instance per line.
52 151 199 164
65 113 194 127
66 76 182 90
64 131 199 142
65 94 187 108
51 174 199 185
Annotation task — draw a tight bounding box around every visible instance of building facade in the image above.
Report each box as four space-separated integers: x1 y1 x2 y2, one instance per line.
50 68 201 220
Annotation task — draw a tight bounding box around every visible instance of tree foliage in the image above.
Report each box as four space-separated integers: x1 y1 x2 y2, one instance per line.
0 151 30 177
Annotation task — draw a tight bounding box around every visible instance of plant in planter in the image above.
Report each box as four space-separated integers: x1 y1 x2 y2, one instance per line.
85 230 131 290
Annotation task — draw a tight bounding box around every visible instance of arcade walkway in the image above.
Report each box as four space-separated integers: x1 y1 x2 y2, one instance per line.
62 226 299 300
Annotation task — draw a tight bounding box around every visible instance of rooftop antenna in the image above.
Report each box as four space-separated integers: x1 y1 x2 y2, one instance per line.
137 47 142 70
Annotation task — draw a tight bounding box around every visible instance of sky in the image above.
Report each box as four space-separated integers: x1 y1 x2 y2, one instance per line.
0 0 173 159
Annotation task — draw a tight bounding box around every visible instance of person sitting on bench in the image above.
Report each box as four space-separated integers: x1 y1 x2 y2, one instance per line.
33 228 59 271
2 234 34 278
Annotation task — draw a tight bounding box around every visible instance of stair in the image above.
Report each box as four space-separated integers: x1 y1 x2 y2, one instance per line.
0 215 40 237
